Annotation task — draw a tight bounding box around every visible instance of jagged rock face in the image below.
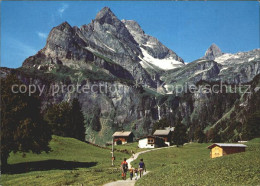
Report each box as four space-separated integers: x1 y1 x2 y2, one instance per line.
122 20 145 39
80 7 141 58
156 73 260 142
95 7 139 50
78 8 157 87
122 20 184 71
215 49 260 84
0 66 157 144
162 60 222 88
23 21 94 68
23 7 168 87
123 20 183 61
203 43 223 60
162 49 260 87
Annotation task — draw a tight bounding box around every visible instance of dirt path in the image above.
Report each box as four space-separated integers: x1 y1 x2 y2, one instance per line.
103 171 149 186
103 146 175 186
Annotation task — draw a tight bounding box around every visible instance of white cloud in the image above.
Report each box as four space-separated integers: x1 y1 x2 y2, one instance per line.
58 4 69 17
37 32 48 39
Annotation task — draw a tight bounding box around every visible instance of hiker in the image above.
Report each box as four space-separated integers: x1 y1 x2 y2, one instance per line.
134 167 138 180
121 158 128 180
129 167 134 180
138 158 146 178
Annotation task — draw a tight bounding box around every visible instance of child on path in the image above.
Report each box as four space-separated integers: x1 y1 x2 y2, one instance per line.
134 168 138 180
129 167 134 180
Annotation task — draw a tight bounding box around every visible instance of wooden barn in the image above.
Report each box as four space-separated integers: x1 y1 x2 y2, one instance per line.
153 129 172 146
208 143 247 158
112 131 133 145
138 136 166 148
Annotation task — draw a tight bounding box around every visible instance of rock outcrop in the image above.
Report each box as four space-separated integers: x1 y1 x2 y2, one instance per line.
203 43 223 60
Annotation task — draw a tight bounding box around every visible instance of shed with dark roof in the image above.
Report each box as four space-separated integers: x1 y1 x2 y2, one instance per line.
112 131 133 145
208 143 247 158
153 129 172 146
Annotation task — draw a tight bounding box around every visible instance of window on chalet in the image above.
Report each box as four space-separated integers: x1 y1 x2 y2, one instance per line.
148 139 154 144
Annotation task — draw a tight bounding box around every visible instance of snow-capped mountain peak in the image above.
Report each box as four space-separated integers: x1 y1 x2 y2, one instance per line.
122 19 184 71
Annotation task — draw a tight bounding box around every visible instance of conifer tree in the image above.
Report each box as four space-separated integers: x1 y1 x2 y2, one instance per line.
1 75 51 167
172 123 188 146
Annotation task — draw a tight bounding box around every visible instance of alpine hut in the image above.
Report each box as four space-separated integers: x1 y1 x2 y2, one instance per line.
112 131 133 145
153 129 172 146
208 143 247 158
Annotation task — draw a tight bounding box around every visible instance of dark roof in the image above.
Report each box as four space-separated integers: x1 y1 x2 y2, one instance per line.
138 135 164 140
153 130 171 136
208 143 247 149
112 131 132 137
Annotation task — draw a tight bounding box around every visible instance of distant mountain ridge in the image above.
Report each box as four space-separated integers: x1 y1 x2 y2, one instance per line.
162 45 260 90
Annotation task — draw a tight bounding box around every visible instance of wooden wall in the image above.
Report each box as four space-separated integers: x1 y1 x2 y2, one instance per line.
211 146 223 158
223 147 245 155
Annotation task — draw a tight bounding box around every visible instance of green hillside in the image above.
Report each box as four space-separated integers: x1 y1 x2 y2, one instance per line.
2 136 259 185
134 139 260 185
1 135 128 186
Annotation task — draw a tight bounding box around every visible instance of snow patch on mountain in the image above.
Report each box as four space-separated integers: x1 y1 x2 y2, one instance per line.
214 53 240 64
140 48 184 70
139 60 156 69
248 57 256 62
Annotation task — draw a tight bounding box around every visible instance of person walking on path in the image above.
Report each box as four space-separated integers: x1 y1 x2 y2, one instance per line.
104 145 176 186
134 168 138 180
138 158 146 178
121 158 128 180
129 167 134 180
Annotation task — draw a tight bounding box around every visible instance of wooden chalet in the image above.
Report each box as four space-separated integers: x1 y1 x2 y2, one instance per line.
112 131 133 145
138 135 166 148
153 129 172 146
208 143 247 158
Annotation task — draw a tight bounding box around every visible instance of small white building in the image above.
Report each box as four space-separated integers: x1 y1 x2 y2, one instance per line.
138 136 165 148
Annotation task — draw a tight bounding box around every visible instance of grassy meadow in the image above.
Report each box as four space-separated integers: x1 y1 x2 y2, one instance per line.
1 135 130 186
2 136 259 185
134 139 260 185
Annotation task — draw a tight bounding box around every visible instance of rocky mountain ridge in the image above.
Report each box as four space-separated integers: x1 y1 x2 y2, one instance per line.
122 19 184 71
162 48 260 92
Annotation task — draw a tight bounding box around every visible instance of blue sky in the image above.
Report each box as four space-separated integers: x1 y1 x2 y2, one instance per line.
1 1 259 68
